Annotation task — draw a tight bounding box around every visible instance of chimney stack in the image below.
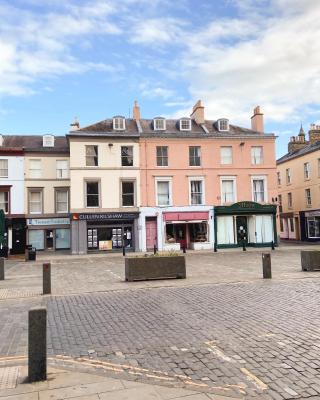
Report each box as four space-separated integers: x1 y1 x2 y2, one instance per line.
190 100 205 124
132 100 141 121
251 106 264 133
70 117 80 131
309 123 320 144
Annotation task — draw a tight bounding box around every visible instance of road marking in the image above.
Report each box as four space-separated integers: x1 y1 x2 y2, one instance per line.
240 367 267 390
205 341 233 362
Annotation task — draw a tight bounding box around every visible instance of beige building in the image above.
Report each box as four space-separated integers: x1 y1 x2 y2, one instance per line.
68 117 141 254
24 135 71 250
277 124 320 241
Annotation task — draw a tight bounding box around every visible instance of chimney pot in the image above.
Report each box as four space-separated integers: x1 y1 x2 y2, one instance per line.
133 100 141 121
190 100 205 124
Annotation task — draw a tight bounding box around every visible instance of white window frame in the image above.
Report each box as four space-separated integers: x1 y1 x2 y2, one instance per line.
55 189 69 213
304 162 311 180
56 160 69 179
220 147 233 165
217 119 229 131
305 188 312 207
113 117 125 130
29 159 42 179
220 176 237 205
251 146 263 165
286 168 291 184
28 189 43 214
0 159 8 178
85 180 100 208
288 192 293 209
153 118 166 131
251 175 267 203
277 172 281 186
155 177 172 207
188 176 205 206
179 118 191 131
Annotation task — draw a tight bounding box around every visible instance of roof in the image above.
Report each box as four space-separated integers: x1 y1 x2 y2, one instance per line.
277 141 320 165
1 135 69 153
69 118 275 139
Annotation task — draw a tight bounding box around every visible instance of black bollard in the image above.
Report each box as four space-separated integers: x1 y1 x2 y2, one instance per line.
43 263 51 295
0 257 4 280
153 244 157 255
214 242 217 252
242 241 246 251
28 307 47 382
262 253 272 279
271 241 275 250
182 246 186 254
122 245 126 256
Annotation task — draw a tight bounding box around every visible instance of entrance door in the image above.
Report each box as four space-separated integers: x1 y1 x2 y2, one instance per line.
12 222 26 254
46 229 54 249
236 216 248 245
175 224 187 249
146 218 157 250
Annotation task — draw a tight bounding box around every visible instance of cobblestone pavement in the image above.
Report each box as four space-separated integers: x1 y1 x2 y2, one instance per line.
2 277 320 399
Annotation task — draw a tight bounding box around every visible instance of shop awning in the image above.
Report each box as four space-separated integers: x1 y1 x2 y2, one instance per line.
163 212 209 222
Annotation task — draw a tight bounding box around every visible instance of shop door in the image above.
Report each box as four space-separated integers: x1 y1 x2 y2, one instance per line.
146 219 157 250
12 223 26 254
236 216 248 245
46 229 54 249
176 224 187 249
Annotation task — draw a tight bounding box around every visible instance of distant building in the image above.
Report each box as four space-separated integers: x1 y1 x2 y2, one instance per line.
277 124 320 241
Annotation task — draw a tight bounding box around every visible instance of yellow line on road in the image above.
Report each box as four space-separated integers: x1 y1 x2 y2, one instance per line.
240 367 268 390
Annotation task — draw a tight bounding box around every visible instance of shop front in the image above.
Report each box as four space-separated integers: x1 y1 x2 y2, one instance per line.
279 212 300 240
300 210 320 241
27 217 71 250
215 201 277 248
71 212 139 254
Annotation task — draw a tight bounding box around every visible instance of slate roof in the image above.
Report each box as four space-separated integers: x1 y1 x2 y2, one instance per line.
1 135 69 153
277 141 320 165
72 118 139 136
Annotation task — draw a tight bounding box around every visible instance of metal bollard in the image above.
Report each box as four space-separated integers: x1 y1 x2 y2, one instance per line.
43 263 51 295
28 307 47 382
122 245 126 256
262 253 272 279
242 241 246 251
182 246 186 254
271 241 275 250
153 244 157 255
214 242 217 252
0 257 4 280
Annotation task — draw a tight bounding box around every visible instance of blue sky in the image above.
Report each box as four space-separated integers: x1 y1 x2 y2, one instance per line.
0 0 320 158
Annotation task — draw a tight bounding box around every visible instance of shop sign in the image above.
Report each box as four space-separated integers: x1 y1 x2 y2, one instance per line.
73 212 139 221
305 210 320 217
27 218 70 226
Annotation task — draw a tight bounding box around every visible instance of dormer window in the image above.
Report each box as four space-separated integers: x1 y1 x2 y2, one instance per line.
217 119 229 132
180 118 191 131
113 116 125 130
153 118 166 131
43 134 54 147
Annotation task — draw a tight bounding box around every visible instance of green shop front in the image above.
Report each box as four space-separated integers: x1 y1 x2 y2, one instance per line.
214 201 277 248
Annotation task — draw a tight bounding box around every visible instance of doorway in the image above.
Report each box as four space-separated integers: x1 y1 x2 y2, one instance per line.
236 216 248 244
46 229 54 249
146 218 157 250
175 224 187 249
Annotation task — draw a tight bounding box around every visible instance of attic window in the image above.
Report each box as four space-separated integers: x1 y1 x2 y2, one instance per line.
217 119 229 132
113 116 125 130
180 118 191 131
43 135 54 147
153 118 166 131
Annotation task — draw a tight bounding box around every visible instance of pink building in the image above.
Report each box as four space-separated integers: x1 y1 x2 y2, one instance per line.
137 101 278 251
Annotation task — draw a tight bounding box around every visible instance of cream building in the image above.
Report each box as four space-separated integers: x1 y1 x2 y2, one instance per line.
68 117 140 254
24 135 71 250
277 124 320 241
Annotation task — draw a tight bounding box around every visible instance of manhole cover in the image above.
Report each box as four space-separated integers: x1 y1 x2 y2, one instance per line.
0 366 19 389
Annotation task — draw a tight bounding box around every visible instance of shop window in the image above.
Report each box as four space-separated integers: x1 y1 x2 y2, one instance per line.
165 224 175 243
220 147 232 164
86 181 99 207
190 180 203 205
308 217 320 238
0 159 8 178
305 188 312 207
121 146 133 166
55 189 69 213
252 178 265 202
189 223 208 242
56 160 69 179
29 230 45 250
86 145 98 166
28 189 42 214
56 228 70 249
189 146 201 166
251 146 263 165
29 159 42 178
0 191 9 213
221 179 235 204
156 146 168 166
288 192 292 208
121 181 135 206
156 179 171 206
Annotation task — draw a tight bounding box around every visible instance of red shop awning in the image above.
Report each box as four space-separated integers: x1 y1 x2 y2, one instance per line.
163 211 209 222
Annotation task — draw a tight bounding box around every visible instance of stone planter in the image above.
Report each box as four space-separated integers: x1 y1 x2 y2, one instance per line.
125 255 186 281
301 250 320 271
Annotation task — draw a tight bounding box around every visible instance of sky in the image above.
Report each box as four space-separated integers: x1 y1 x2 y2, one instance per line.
1 0 320 158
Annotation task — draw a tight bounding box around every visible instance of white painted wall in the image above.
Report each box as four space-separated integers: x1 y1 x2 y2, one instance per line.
0 156 24 214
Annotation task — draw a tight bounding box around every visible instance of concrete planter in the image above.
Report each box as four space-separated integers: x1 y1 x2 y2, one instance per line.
125 255 186 281
190 242 211 250
301 250 320 271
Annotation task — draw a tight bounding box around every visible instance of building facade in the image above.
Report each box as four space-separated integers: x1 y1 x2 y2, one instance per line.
68 118 140 254
139 102 278 251
277 124 320 241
